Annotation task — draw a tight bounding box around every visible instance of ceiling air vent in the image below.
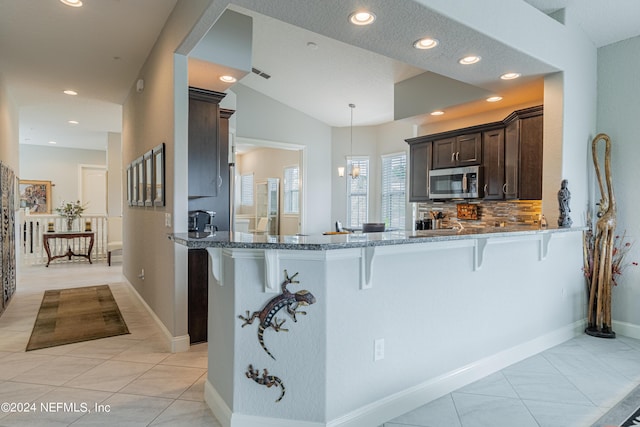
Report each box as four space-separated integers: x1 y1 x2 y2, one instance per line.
251 67 271 80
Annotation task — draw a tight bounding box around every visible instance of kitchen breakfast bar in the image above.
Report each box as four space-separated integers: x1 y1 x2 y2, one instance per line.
171 226 585 427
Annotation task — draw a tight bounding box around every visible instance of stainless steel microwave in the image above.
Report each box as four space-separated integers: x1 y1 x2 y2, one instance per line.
428 166 483 199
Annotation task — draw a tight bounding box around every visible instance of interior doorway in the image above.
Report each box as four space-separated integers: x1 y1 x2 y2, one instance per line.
234 137 306 235
79 165 107 216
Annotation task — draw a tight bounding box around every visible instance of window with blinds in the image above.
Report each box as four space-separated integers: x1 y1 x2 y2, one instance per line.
283 165 299 214
347 157 369 228
240 173 253 207
381 153 406 229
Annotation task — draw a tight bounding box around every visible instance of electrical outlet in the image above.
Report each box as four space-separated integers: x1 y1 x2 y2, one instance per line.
165 213 171 228
374 338 385 361
138 269 145 280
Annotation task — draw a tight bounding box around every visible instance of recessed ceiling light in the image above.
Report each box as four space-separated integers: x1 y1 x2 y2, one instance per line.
48 141 57 145
63 90 78 96
459 56 481 65
413 38 439 50
349 11 376 26
219 75 237 83
68 120 79 125
486 96 503 102
500 72 521 80
60 0 83 7
431 110 445 116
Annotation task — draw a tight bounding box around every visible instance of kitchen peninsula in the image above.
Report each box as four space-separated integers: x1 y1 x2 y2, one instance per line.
171 226 585 427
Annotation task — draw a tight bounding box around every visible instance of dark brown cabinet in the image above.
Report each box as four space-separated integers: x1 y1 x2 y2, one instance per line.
188 249 208 344
409 141 432 202
505 107 544 200
187 88 236 344
406 105 543 201
188 88 225 198
433 133 482 169
482 128 505 200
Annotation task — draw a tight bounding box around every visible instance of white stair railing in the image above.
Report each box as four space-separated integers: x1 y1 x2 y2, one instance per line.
20 214 108 266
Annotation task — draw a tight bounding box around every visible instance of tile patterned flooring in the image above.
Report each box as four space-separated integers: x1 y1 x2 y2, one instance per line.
385 332 640 427
0 264 220 427
2 263 640 426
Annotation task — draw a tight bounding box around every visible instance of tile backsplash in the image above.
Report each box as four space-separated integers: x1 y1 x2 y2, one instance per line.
416 200 542 229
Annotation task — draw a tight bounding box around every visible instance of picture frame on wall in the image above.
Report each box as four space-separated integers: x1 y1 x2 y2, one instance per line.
18 180 52 214
136 156 145 206
126 165 133 206
144 151 153 207
131 161 138 205
152 143 165 206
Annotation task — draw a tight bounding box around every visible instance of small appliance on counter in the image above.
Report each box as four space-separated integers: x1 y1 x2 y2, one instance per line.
188 210 216 233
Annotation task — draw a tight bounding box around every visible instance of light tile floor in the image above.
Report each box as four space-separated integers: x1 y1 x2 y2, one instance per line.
385 332 640 427
0 263 221 427
3 264 639 426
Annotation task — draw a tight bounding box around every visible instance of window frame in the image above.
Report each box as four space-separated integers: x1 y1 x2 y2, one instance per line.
346 156 369 228
380 152 407 230
283 165 300 215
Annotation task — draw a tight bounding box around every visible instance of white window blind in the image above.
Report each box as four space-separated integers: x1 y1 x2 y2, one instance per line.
240 174 253 207
381 153 406 229
347 157 369 228
283 165 299 214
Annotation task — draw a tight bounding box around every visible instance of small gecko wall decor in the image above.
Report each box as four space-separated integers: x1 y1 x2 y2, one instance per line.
246 364 285 402
238 269 316 360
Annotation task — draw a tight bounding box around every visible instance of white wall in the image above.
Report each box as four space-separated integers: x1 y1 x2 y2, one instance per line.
122 0 214 346
232 84 332 235
0 73 19 171
19 144 106 206
107 132 122 217
331 120 418 230
597 35 640 331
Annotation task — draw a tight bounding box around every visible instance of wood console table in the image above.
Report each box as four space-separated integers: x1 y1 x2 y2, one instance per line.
43 231 95 267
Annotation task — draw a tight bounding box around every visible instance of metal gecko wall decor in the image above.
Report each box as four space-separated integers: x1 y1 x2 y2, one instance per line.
246 364 285 403
238 270 316 360
240 270 315 403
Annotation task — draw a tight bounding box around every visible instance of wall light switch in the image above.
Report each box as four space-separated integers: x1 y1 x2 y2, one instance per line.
165 213 171 228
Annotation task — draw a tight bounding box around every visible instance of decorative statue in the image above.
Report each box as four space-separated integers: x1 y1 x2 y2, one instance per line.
557 179 573 227
586 133 617 338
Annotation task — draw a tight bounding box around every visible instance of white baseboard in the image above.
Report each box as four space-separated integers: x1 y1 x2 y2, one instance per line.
613 320 640 340
122 279 190 353
204 320 584 427
205 379 324 427
204 380 232 427
326 319 585 427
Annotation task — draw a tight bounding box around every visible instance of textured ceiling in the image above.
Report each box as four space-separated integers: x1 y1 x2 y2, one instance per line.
3 0 640 151
522 0 640 47
0 0 177 150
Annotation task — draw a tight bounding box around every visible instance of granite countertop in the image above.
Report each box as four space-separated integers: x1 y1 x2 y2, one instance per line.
169 225 585 251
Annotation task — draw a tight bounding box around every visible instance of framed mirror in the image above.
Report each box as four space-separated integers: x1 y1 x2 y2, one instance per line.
136 156 144 206
144 151 153 207
126 165 132 206
152 143 165 206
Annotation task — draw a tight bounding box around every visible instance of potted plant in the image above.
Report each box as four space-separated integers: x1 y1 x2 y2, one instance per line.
55 200 86 231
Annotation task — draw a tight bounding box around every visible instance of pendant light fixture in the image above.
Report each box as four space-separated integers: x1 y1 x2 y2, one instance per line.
349 103 360 179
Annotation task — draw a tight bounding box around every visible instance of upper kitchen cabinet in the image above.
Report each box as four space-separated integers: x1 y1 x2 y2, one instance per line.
188 87 225 198
482 128 505 200
408 141 432 202
504 106 543 200
433 133 482 169
407 105 543 201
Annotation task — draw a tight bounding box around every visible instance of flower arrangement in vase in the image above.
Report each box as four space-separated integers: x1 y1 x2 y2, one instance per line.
55 200 87 231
